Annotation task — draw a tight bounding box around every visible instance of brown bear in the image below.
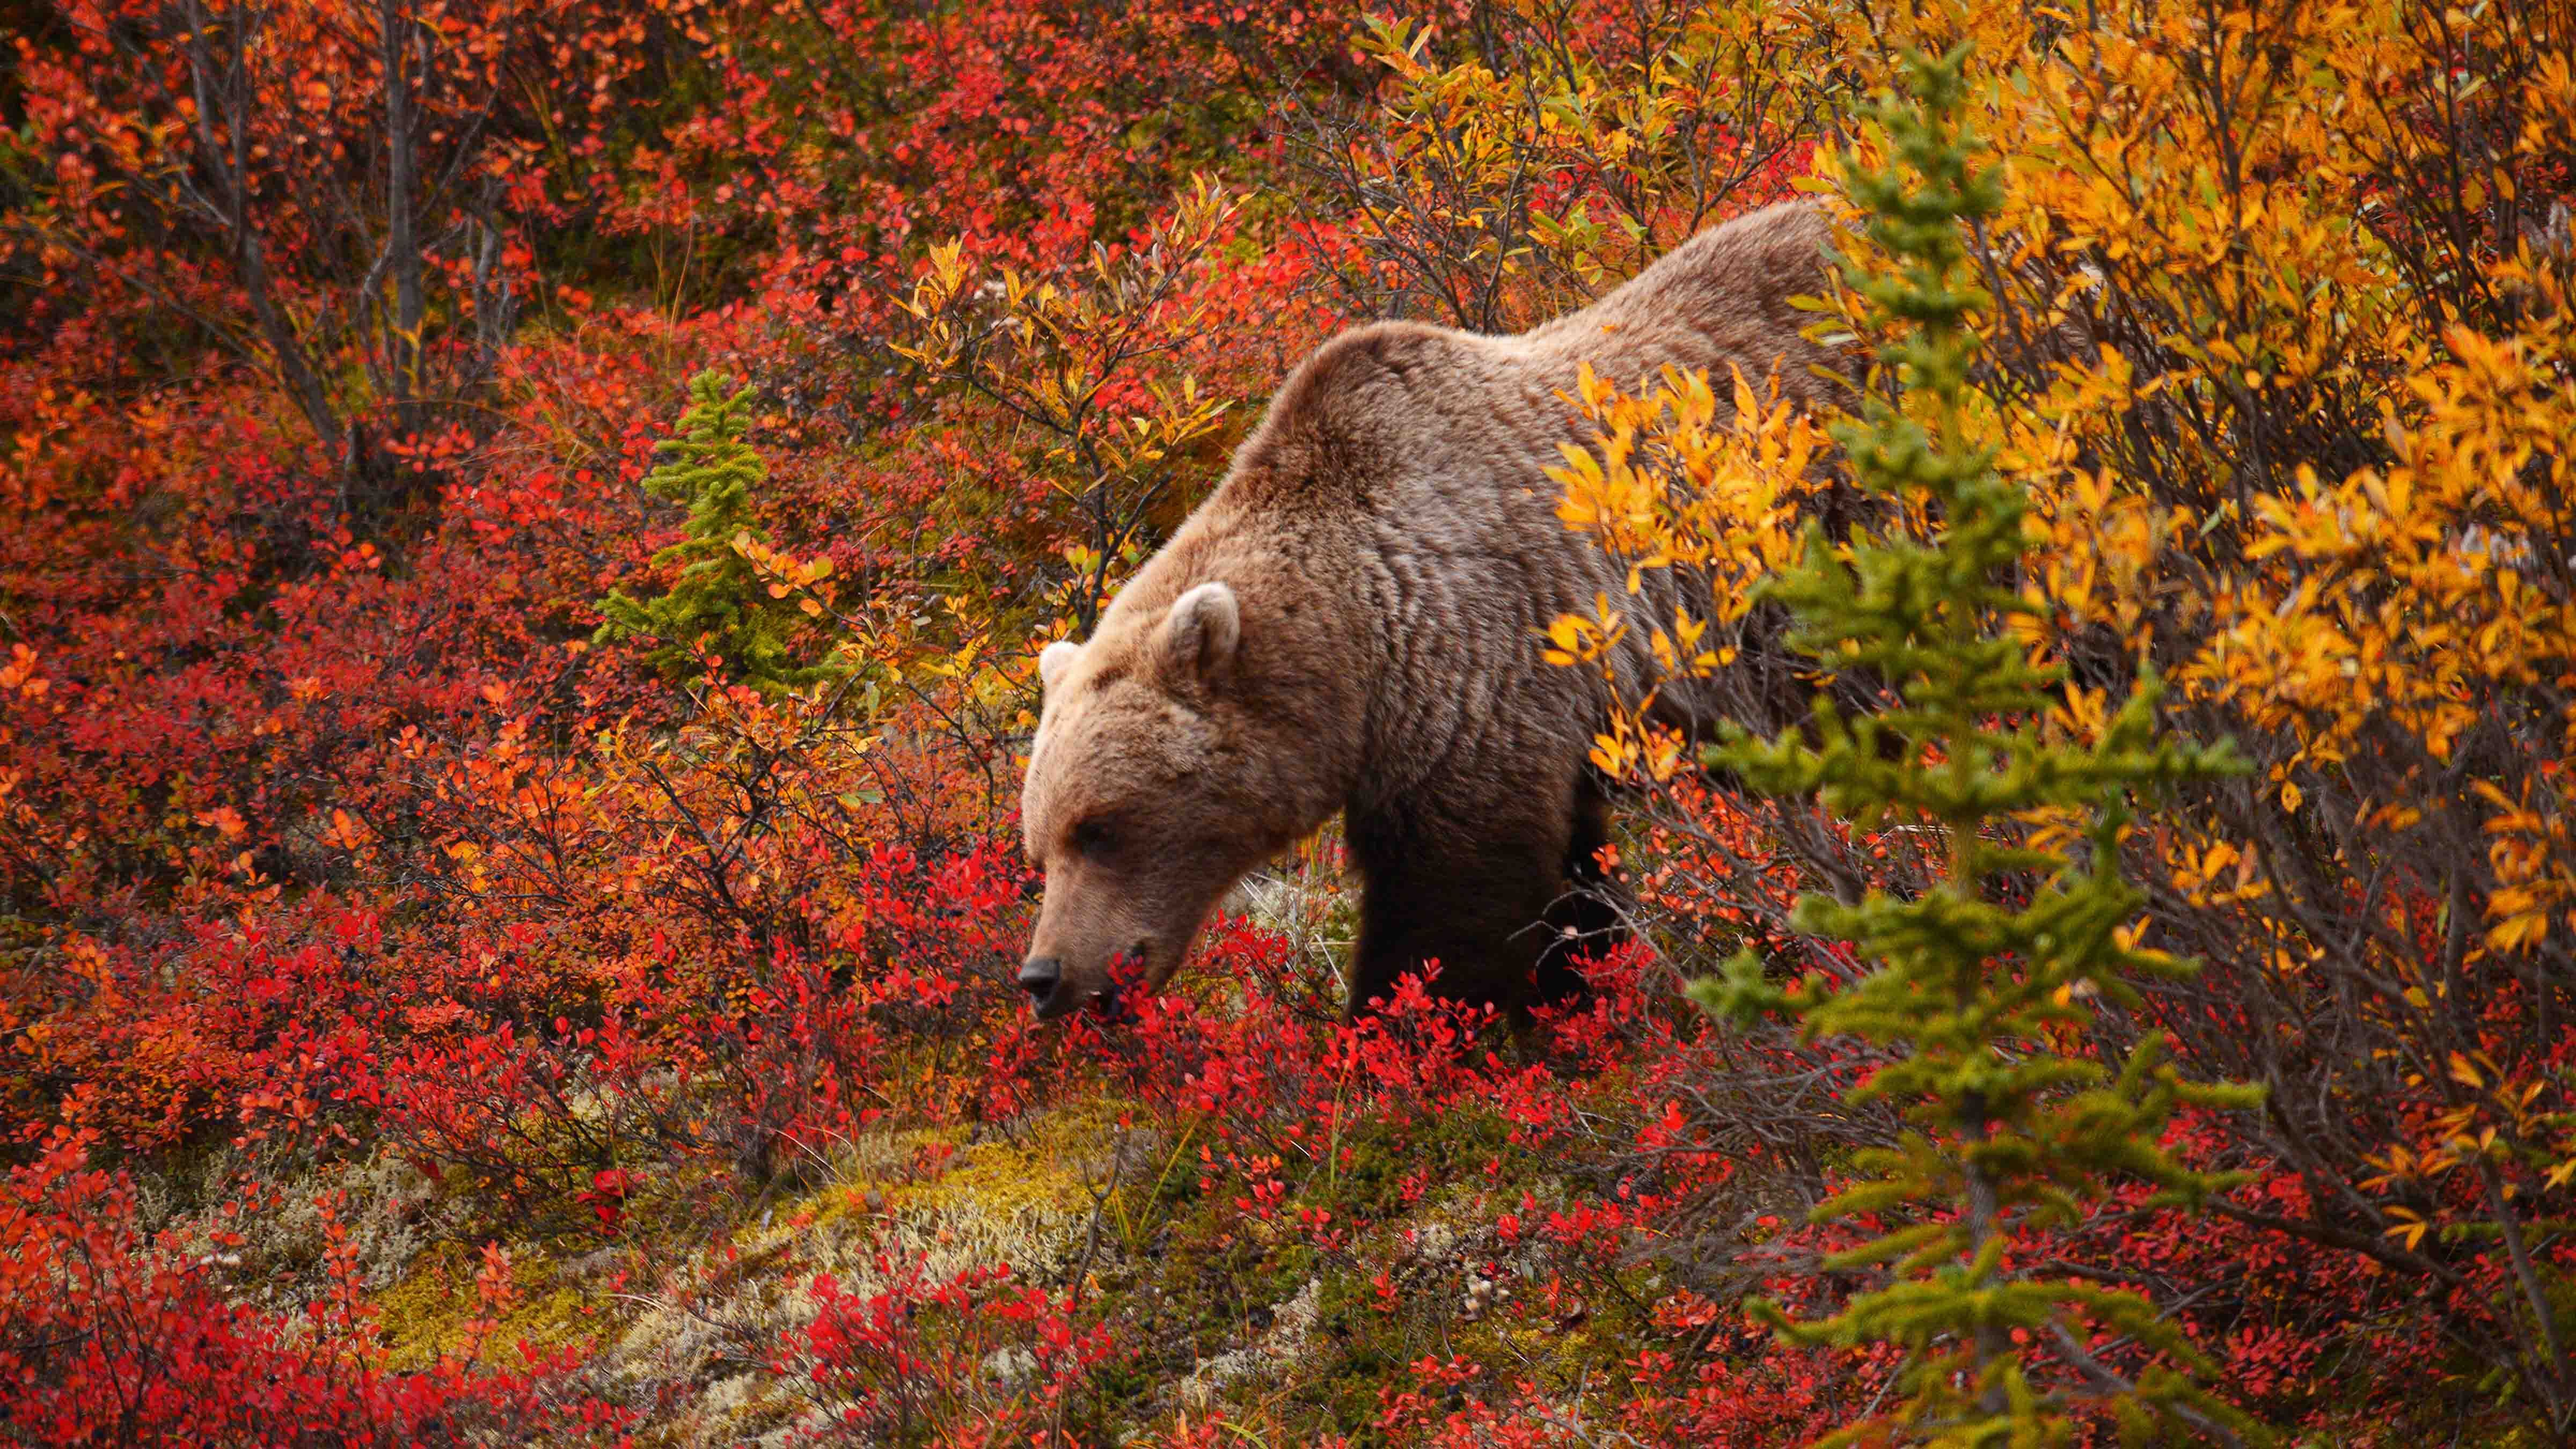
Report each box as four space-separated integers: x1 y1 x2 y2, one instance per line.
1016 200 1842 1022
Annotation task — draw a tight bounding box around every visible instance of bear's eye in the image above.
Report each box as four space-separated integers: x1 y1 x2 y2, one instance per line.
1070 817 1117 860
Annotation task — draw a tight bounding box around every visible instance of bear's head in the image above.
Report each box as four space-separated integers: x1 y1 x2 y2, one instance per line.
1017 580 1327 1019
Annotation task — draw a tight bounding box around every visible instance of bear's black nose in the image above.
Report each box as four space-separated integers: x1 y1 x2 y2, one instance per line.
1018 956 1063 1016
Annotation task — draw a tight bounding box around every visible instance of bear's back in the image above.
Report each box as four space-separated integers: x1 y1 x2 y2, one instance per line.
1221 200 1838 519
1519 199 1839 408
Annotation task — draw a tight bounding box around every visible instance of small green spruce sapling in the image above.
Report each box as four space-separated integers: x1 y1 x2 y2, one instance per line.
594 370 845 693
1694 45 2267 1448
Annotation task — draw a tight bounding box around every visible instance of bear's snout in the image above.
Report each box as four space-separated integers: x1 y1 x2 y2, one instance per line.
1018 955 1066 1018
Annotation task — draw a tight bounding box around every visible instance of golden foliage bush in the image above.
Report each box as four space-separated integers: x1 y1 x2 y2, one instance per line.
1549 0 2576 1433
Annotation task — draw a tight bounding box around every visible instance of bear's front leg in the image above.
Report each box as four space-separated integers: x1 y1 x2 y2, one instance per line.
1342 775 1595 1023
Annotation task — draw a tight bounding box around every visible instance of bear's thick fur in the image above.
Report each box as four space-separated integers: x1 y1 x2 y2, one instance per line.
1017 200 1841 1021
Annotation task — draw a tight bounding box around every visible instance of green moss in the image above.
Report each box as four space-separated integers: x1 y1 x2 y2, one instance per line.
375 1238 606 1373
891 1132 1087 1221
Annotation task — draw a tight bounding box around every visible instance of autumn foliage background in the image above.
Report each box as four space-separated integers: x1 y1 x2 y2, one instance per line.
3 0 2575 1443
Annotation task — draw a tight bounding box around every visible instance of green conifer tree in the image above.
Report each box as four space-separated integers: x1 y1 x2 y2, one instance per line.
594 370 844 693
1694 46 2267 1447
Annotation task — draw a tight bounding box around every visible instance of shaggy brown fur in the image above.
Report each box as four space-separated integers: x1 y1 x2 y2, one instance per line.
1018 200 1841 1021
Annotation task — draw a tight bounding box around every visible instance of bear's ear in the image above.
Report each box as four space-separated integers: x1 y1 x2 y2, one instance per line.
1158 581 1240 685
1038 639 1082 696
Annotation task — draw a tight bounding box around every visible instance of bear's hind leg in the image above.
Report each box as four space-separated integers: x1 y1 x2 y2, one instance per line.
1533 772 1627 1008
